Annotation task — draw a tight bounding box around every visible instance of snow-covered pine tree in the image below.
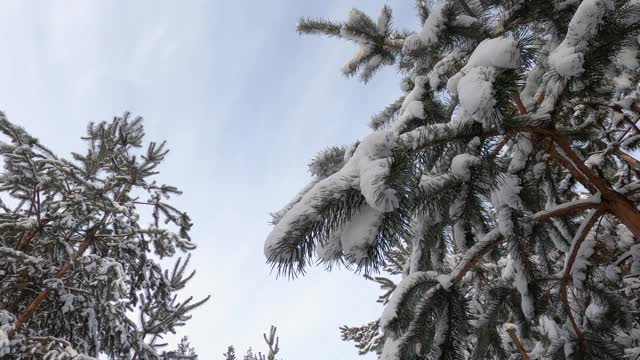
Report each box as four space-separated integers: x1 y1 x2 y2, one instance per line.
0 113 209 359
340 239 411 356
224 346 238 360
162 336 198 359
264 0 640 358
257 326 280 360
243 347 256 360
226 326 282 360
175 336 198 358
339 241 410 357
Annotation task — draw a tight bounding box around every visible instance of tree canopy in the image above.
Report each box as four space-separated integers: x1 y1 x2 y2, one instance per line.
0 113 208 359
265 0 640 358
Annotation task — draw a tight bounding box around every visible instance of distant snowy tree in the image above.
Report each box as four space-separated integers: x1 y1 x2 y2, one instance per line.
243 347 256 360
227 326 281 360
0 113 209 359
265 0 640 358
258 326 280 360
340 320 385 356
223 345 237 360
162 336 198 359
176 336 198 358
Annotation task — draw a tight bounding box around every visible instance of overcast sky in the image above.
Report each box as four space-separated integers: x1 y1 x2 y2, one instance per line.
0 1 416 359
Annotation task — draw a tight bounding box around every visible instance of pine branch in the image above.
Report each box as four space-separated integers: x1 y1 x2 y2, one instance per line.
532 129 640 238
27 336 72 348
259 326 280 360
561 209 604 284
452 228 502 282
297 18 342 37
456 0 477 18
266 2 640 358
506 327 530 360
559 208 605 352
615 149 640 170
13 186 128 333
514 94 527 115
532 195 600 221
15 219 50 251
547 142 597 193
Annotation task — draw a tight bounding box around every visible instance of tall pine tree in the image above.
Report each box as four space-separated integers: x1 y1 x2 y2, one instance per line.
264 0 640 358
0 113 208 359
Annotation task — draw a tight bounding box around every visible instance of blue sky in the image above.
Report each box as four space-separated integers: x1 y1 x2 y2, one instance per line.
0 1 416 359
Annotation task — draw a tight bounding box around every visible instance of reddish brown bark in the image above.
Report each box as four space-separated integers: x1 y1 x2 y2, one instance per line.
13 188 127 333
507 328 530 360
532 202 599 221
616 150 640 170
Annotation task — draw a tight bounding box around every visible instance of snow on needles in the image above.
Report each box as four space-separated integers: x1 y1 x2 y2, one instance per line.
340 8 389 77
428 49 463 90
491 174 524 236
450 154 481 181
447 37 521 126
548 0 614 77
456 67 498 124
340 205 384 262
566 209 601 289
463 37 522 69
436 274 453 290
265 129 399 262
490 134 536 318
265 66 443 264
380 271 438 331
403 2 449 53
316 230 344 263
379 336 402 360
393 76 428 132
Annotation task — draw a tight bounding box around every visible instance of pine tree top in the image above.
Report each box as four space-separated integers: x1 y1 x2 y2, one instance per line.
0 113 209 359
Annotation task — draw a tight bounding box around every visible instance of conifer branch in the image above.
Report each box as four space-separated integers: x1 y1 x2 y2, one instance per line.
532 197 600 221
547 142 597 194
508 97 640 233
514 94 527 115
271 2 640 357
559 208 605 352
615 150 640 170
542 132 640 239
551 134 612 195
456 0 477 18
27 336 72 348
561 285 586 353
561 209 604 283
506 328 530 360
452 229 502 283
258 326 280 360
13 186 128 333
489 134 511 158
15 219 49 251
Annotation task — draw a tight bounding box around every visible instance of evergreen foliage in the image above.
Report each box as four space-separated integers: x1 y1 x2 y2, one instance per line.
225 326 282 360
0 112 209 359
224 345 237 360
162 336 198 360
243 347 256 360
265 0 640 358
